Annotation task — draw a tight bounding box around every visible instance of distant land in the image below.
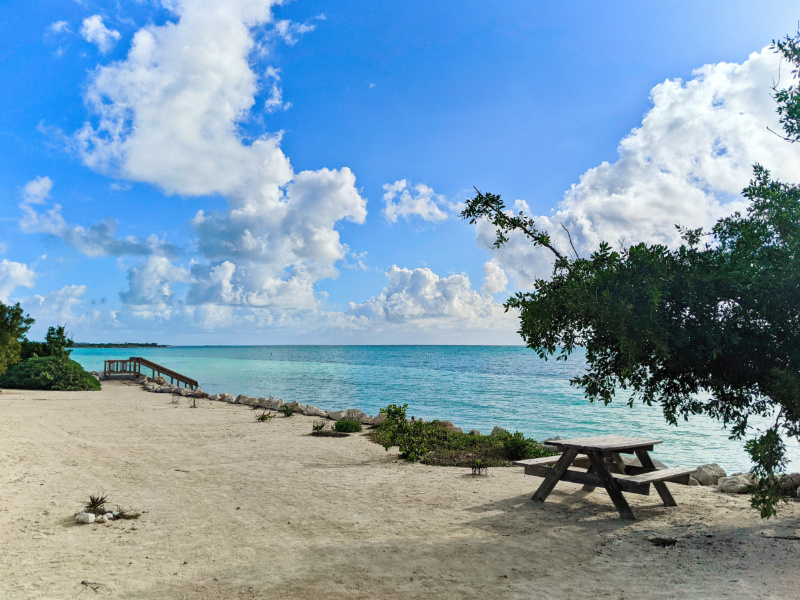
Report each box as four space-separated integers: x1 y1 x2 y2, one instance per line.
73 342 170 348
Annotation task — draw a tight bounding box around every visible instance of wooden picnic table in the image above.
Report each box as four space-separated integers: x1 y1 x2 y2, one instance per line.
515 435 695 520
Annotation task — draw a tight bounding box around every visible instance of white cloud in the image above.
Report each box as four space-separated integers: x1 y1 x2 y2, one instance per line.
119 255 191 314
481 259 508 295
19 177 178 258
273 18 316 46
49 20 71 34
348 265 513 331
382 180 449 224
478 47 800 287
0 260 36 302
263 66 291 113
24 285 86 325
80 15 121 53
74 0 366 312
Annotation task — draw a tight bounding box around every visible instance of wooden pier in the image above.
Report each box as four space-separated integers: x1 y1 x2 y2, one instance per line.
103 357 199 390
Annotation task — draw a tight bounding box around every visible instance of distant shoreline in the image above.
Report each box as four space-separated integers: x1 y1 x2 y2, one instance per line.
73 343 170 348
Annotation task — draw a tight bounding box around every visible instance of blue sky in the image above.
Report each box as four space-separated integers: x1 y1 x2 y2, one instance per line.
1 1 799 344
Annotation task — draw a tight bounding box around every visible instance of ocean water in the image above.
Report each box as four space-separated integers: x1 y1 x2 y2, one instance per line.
72 345 800 473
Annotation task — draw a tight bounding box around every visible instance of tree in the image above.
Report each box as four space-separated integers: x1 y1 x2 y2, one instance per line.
20 325 75 361
0 302 34 377
461 31 800 518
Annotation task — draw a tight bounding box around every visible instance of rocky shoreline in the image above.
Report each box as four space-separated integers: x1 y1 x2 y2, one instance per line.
101 372 800 499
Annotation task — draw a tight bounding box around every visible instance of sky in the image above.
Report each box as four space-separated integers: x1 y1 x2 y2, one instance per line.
1 0 799 344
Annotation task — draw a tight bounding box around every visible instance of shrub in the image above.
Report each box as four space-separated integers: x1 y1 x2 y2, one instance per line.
278 405 294 417
499 431 540 461
0 356 100 391
312 420 327 432
255 410 274 422
334 418 362 433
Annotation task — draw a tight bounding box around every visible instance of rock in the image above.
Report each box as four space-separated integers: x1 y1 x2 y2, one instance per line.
541 436 563 453
372 412 388 427
718 473 755 493
286 401 306 413
104 512 114 520
96 514 109 523
153 376 167 385
490 426 509 437
776 473 800 497
688 476 701 486
191 388 208 398
218 393 235 403
437 420 458 432
692 463 727 486
797 485 800 499
328 410 348 421
207 394 220 401
358 414 374 426
468 429 481 436
264 398 284 410
302 405 327 418
179 388 191 397
623 456 668 470
236 395 259 406
75 512 95 524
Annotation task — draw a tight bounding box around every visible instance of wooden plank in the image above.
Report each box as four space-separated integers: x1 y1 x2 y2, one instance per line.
633 449 677 506
587 450 636 520
524 465 651 495
549 435 662 452
581 464 597 492
619 466 695 486
513 454 589 468
531 448 579 503
609 452 628 475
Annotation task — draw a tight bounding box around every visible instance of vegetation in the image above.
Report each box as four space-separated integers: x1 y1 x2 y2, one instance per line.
460 30 800 517
0 356 101 391
0 302 33 377
19 326 73 361
334 418 363 433
72 342 168 348
368 403 550 466
278 405 294 417
255 410 274 422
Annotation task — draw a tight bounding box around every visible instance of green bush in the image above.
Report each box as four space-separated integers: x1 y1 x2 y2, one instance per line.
278 405 294 417
334 418 362 433
0 356 100 391
368 403 550 466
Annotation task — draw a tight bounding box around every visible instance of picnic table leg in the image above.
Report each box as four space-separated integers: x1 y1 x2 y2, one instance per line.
609 452 628 474
587 450 635 520
532 448 579 502
634 448 677 507
581 464 597 492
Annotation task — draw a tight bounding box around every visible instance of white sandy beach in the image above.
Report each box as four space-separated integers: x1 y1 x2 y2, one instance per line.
1 380 798 600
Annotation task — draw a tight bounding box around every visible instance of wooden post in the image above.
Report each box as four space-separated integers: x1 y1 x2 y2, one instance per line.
587 451 635 520
634 448 676 507
531 448 579 502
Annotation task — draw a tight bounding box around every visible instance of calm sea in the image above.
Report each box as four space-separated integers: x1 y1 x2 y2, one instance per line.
72 345 800 473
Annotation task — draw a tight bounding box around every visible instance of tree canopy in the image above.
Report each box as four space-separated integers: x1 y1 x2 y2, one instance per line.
462 30 800 517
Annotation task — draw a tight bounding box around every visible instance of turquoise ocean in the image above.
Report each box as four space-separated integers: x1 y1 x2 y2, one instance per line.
72 345 800 473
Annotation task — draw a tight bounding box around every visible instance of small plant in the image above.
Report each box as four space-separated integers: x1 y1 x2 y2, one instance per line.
471 458 487 476
279 405 294 417
114 505 141 520
312 420 327 432
85 492 109 515
256 410 274 422
334 418 362 433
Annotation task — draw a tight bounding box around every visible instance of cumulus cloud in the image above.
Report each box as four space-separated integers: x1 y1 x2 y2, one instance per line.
348 265 513 330
49 20 71 34
74 0 366 312
19 177 178 258
25 285 87 325
119 255 191 315
382 180 450 224
0 260 36 302
481 259 508 295
477 47 800 288
80 15 121 53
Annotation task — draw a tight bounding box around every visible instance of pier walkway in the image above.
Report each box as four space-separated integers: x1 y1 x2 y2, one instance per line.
103 357 199 390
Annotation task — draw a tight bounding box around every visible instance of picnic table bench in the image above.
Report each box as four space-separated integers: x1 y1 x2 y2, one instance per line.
514 435 695 520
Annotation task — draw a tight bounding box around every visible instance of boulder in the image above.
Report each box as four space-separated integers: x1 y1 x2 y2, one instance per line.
490 426 509 437
75 512 95 524
358 414 374 426
328 410 348 421
372 412 388 427
191 388 208 398
541 436 563 453
207 394 220 401
623 456 668 470
236 395 259 406
218 393 235 403
264 398 284 410
688 476 701 486
436 420 459 432
303 405 327 418
96 514 109 523
104 512 114 520
153 376 167 385
179 388 191 397
718 473 755 494
468 429 481 436
286 401 306 414
776 473 800 497
692 463 727 486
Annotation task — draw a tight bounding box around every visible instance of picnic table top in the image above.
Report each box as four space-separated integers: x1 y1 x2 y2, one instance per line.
548 435 663 452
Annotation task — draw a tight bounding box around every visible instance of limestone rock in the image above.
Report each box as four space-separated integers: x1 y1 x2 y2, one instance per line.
236 395 259 406
692 463 727 486
490 426 509 437
623 456 668 470
264 398 284 410
358 414 374 426
718 473 755 493
540 436 563 453
286 401 306 414
372 412 388 427
153 376 167 385
468 429 481 436
104 512 114 520
328 410 348 421
303 405 327 418
96 514 109 523
688 476 701 486
207 394 220 401
437 420 459 432
777 473 800 497
218 393 235 403
75 512 95 524
191 388 208 398
179 388 191 397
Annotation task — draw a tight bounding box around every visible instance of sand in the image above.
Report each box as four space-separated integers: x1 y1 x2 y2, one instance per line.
0 380 798 600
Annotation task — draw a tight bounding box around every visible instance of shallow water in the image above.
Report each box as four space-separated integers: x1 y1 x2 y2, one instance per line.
72 345 800 473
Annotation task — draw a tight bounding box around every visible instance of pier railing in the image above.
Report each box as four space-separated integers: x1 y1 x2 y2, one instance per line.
103 357 198 390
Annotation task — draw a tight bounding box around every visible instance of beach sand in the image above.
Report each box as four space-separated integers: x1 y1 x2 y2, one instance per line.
1 381 798 600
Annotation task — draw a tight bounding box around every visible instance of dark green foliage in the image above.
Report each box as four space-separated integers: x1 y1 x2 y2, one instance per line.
771 31 800 143
311 429 350 438
334 418 362 433
85 493 108 515
312 420 327 431
20 326 75 361
0 356 101 391
0 302 34 377
278 405 294 417
370 403 549 466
